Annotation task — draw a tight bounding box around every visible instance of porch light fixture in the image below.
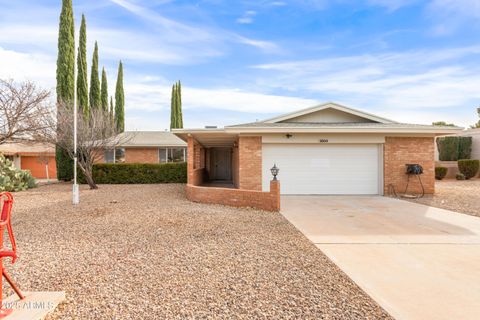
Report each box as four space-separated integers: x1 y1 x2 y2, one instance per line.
270 164 279 180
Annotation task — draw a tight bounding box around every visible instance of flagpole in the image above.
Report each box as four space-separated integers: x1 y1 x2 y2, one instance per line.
73 48 79 205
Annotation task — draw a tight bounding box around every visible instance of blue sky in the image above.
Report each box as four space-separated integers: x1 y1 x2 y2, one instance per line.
1 0 480 130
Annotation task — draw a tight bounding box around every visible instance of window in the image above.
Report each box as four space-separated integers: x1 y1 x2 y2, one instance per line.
159 148 167 163
115 148 125 163
169 148 184 162
105 150 114 163
104 148 126 163
159 147 186 163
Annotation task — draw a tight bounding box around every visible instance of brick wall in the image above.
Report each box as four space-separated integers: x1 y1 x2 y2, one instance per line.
384 137 435 194
238 136 262 190
125 148 159 163
186 180 280 212
187 137 206 185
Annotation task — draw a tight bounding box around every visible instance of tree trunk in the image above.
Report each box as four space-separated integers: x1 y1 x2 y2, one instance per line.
79 164 97 189
84 172 98 189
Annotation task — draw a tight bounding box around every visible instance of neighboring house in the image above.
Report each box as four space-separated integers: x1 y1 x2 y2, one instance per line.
174 103 461 211
0 141 56 179
95 131 187 164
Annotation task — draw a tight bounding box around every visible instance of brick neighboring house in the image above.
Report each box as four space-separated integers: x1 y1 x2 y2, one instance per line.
173 103 461 211
0 141 56 179
95 131 187 164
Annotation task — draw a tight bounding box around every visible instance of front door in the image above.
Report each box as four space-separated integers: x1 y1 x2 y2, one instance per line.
212 148 232 180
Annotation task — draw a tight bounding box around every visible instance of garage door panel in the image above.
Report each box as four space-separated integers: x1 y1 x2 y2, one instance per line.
262 144 380 195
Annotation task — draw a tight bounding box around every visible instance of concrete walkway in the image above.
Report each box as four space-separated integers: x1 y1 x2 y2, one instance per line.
282 196 480 320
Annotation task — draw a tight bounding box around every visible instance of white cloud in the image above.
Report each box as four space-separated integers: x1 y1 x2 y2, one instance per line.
124 81 316 114
366 0 418 12
427 0 480 35
236 10 257 24
107 0 278 52
0 47 56 89
252 46 480 126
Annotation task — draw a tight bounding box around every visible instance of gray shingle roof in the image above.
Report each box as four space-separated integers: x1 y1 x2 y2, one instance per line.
117 131 186 147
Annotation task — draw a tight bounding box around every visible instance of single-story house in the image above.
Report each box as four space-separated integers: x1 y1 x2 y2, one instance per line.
94 131 187 164
174 103 462 211
0 141 56 179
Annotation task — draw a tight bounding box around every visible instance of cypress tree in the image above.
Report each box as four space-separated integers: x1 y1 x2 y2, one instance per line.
101 67 109 112
55 0 75 181
77 14 89 116
110 96 114 125
170 84 176 130
115 61 125 132
89 41 101 110
177 81 183 128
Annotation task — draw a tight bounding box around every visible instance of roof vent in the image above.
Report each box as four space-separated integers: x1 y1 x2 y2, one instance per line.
205 126 217 129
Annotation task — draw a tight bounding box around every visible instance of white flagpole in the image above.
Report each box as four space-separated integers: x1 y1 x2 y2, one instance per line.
72 48 79 205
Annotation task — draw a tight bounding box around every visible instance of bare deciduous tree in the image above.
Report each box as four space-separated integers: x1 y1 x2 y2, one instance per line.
51 105 130 189
0 79 55 145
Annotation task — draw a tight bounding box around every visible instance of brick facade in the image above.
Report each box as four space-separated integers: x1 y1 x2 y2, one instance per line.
238 136 262 191
187 137 206 186
186 135 280 211
125 148 159 163
384 137 435 195
186 180 280 212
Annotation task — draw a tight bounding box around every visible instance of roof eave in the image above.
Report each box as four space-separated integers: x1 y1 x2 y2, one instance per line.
224 127 464 135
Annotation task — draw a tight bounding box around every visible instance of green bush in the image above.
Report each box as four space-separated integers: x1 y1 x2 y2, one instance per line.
457 159 480 179
78 162 187 184
435 166 448 180
56 146 73 181
437 136 472 161
456 173 466 180
0 154 37 192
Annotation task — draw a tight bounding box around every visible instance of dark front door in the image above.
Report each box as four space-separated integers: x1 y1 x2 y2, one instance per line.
212 148 232 180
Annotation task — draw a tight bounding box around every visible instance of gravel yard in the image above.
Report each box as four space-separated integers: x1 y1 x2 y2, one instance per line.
5 183 390 319
405 179 480 217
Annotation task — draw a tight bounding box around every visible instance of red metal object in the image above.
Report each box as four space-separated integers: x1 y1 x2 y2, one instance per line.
0 192 24 317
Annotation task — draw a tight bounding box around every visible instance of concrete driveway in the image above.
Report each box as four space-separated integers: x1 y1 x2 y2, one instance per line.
282 196 480 320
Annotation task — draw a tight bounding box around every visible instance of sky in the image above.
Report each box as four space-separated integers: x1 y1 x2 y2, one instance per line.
1 0 480 130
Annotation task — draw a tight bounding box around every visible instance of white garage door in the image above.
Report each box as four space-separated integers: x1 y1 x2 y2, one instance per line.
262 144 381 195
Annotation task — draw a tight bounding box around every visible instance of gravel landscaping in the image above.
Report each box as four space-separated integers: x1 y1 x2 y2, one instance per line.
405 179 480 217
5 183 391 319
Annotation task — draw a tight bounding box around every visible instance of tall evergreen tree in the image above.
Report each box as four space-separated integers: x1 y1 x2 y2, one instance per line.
177 81 183 128
109 96 114 124
170 84 177 130
100 67 109 112
55 0 75 181
89 41 101 110
77 14 89 116
170 81 184 129
115 61 125 132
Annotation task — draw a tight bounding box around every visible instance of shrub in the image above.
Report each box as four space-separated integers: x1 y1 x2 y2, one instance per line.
78 162 187 184
56 146 73 181
435 166 448 180
457 159 480 179
437 136 472 161
456 173 466 180
0 154 37 192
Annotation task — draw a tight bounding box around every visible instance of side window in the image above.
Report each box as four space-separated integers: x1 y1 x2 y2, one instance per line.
115 148 125 163
105 149 114 163
159 148 167 163
171 148 184 162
